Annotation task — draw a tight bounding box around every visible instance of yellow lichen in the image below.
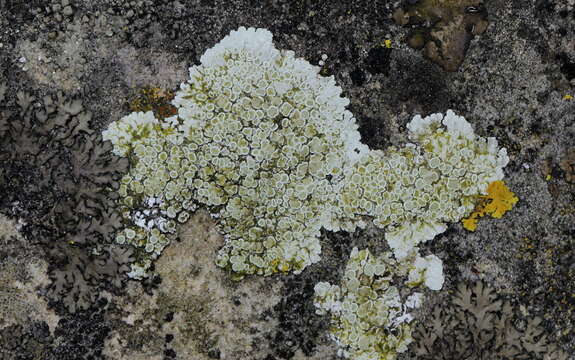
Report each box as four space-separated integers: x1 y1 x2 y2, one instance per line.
482 180 519 218
462 216 479 231
462 180 518 231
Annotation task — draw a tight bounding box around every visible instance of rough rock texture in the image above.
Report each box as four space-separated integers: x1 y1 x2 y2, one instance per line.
103 210 286 360
0 0 574 359
0 215 60 333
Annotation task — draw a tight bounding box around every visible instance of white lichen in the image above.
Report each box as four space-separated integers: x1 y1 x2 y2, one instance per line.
102 111 159 157
313 248 428 360
407 254 445 290
103 28 509 284
336 110 509 260
101 26 513 359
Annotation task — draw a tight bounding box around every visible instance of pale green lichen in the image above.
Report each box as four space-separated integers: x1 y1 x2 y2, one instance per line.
103 116 196 277
104 27 368 277
313 248 427 360
101 27 514 359
102 27 510 280
337 110 509 260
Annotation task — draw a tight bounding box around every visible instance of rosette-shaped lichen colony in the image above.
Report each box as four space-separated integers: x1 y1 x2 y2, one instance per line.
104 27 369 277
103 27 510 281
100 26 514 359
180 28 371 277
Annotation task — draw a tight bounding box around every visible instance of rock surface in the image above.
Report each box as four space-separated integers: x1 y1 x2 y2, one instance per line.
0 0 574 359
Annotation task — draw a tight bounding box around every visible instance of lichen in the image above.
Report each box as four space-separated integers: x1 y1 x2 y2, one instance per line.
0 85 128 245
0 84 134 312
462 180 518 231
336 110 510 260
103 27 370 277
103 28 511 279
46 244 134 312
393 0 489 71
412 281 569 360
313 248 431 360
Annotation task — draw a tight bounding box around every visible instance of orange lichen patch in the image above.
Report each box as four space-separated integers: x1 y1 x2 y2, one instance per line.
482 180 519 218
129 87 177 120
462 180 518 231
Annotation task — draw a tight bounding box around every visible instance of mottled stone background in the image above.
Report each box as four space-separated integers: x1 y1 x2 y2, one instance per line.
0 0 574 359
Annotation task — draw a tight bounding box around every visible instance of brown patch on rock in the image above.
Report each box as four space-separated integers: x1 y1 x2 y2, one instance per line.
559 148 575 183
106 210 283 359
393 0 489 71
128 87 177 120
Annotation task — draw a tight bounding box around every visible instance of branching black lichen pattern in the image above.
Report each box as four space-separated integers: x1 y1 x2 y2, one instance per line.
413 282 568 360
0 83 128 245
1 83 133 312
46 243 134 312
